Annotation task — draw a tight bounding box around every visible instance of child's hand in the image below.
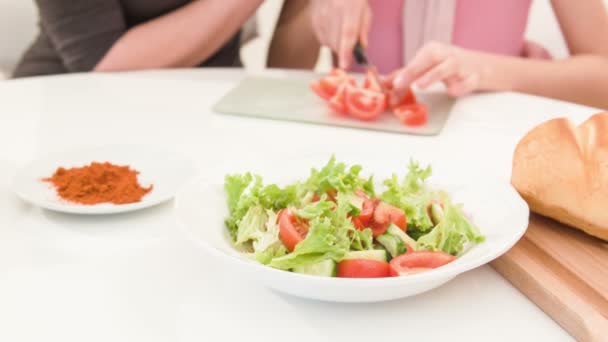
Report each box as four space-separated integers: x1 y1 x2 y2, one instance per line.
391 42 484 100
310 0 372 69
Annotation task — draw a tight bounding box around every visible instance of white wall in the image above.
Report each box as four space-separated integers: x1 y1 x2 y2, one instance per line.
0 0 602 78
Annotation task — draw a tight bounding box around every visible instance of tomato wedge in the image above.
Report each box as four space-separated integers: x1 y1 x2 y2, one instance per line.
345 86 386 121
327 83 348 115
375 75 416 109
372 201 407 236
362 69 383 93
310 80 334 101
389 251 456 276
278 209 309 252
310 69 355 101
337 259 391 278
393 103 428 126
351 190 375 230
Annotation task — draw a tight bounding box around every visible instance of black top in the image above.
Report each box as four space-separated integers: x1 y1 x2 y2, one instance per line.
13 0 241 78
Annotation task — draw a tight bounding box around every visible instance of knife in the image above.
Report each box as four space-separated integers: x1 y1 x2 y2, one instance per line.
353 41 385 92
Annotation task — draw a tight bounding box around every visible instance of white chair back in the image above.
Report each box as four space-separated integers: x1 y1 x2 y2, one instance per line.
0 0 37 78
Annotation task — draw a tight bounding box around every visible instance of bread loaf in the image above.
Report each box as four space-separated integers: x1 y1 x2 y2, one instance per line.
511 112 608 241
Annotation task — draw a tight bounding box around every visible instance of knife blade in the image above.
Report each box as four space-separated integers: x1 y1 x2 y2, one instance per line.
353 41 385 93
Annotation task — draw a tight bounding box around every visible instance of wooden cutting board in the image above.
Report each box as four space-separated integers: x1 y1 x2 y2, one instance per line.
491 214 608 341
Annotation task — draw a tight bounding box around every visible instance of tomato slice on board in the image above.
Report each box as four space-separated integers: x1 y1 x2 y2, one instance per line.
310 69 356 101
389 251 456 276
351 190 376 230
370 201 407 237
400 88 417 106
374 75 416 109
278 209 309 252
337 259 391 278
310 78 339 101
345 86 386 121
362 69 383 93
393 103 428 126
327 83 348 115
310 80 332 101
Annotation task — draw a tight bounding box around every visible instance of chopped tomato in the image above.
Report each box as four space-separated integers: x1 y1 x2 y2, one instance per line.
389 251 456 276
377 77 416 109
311 69 425 123
337 259 391 278
368 223 388 238
400 88 417 105
278 209 308 252
345 86 386 121
393 103 428 126
351 190 375 230
381 77 394 92
371 201 406 237
310 69 355 101
327 83 348 115
310 80 334 101
362 68 383 93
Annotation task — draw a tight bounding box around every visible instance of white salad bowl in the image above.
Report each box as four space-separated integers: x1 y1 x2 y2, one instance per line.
174 156 529 303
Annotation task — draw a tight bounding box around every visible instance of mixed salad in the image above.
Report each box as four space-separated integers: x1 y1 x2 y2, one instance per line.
224 157 484 278
310 68 428 126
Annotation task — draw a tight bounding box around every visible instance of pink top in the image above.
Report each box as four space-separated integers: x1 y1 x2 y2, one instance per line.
360 0 533 74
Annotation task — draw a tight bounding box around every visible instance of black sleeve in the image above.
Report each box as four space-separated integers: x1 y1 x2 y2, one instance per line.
36 0 127 72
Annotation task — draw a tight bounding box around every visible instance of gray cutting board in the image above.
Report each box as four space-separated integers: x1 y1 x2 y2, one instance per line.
213 76 454 135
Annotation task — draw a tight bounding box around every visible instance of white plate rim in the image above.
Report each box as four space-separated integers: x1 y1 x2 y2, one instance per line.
11 144 197 215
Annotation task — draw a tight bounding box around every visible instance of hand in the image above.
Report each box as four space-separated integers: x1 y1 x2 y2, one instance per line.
310 0 372 69
391 42 484 100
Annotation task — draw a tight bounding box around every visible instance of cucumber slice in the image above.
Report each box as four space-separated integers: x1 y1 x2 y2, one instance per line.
376 233 406 258
387 224 418 251
293 259 337 277
344 249 388 262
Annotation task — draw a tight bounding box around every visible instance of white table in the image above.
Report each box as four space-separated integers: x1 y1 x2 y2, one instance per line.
0 69 592 342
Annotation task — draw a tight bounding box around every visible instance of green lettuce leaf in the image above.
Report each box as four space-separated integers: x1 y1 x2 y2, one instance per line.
295 197 335 220
255 245 288 265
224 173 255 236
235 205 268 246
254 210 288 264
224 173 299 240
252 210 281 252
381 160 436 234
233 208 288 264
416 194 485 255
304 156 375 196
350 228 374 251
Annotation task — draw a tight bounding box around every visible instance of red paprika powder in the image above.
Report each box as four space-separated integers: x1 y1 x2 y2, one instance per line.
44 162 153 205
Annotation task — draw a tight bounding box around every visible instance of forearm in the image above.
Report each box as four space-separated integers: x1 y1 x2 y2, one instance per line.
268 0 319 69
95 0 262 71
479 53 608 109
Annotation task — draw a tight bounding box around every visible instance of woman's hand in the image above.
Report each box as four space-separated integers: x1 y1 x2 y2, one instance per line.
391 42 485 100
310 0 372 69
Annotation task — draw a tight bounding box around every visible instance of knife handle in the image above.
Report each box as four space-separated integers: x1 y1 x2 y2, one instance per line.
353 41 368 66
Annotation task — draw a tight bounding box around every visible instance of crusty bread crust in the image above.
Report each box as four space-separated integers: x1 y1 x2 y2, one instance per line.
512 112 608 241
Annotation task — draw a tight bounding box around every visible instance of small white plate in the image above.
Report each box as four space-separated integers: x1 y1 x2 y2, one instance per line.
12 145 196 215
175 155 529 302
